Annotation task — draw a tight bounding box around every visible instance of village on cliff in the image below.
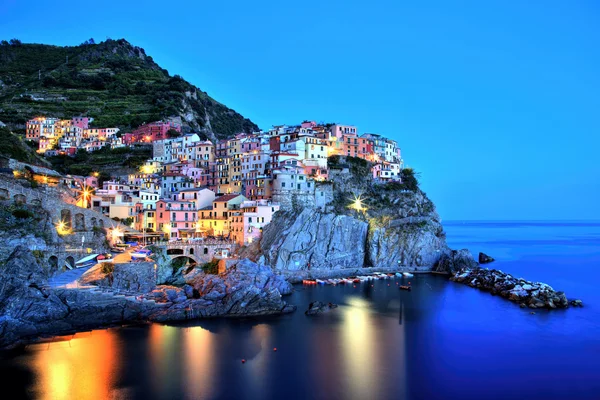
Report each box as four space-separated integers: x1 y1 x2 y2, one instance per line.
22 117 403 247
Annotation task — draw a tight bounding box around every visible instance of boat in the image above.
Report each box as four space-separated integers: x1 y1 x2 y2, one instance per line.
399 285 412 291
395 272 403 277
326 279 337 285
402 272 415 278
302 279 317 285
96 254 114 263
316 279 326 285
111 247 125 253
74 254 99 268
352 278 361 283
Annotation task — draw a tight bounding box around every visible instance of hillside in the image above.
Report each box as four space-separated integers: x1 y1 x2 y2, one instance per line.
0 39 259 140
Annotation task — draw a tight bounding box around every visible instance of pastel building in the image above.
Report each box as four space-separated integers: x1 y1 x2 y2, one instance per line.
197 194 247 237
156 200 197 239
230 200 280 245
132 120 182 143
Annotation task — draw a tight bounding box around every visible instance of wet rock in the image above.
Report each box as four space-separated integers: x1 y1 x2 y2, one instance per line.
478 252 495 264
449 266 573 310
570 299 584 307
305 301 338 315
434 249 479 275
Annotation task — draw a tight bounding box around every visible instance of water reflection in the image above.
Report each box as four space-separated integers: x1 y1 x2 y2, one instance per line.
341 297 376 400
31 329 120 400
183 326 215 399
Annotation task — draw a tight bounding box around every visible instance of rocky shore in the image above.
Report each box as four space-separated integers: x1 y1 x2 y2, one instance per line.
0 247 295 348
450 267 581 309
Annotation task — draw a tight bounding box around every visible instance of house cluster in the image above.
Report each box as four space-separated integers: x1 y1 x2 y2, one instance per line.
26 117 182 156
26 117 123 155
30 117 403 246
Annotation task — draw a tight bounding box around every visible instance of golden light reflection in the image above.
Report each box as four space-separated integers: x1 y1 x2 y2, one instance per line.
148 324 178 397
32 329 120 400
341 297 376 399
183 326 214 399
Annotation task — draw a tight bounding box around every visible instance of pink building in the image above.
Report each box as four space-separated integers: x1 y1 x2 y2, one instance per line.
301 121 317 129
71 117 92 130
131 120 182 143
156 200 197 239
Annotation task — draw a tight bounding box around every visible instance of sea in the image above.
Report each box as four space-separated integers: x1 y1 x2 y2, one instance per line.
1 221 599 400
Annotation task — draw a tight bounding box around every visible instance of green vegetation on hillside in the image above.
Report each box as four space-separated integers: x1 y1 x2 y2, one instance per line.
0 39 259 139
47 145 152 177
0 126 48 165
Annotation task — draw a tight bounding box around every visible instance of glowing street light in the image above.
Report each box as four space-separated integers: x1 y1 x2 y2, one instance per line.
56 220 71 235
348 194 367 212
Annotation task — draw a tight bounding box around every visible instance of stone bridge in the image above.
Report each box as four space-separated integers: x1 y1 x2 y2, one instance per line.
159 240 235 265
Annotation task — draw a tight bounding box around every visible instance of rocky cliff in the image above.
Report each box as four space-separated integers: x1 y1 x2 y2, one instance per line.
259 158 454 279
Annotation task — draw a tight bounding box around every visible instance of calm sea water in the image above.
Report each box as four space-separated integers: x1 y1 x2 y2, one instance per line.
2 222 600 400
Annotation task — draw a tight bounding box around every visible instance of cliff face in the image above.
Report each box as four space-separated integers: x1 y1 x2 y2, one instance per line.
259 158 452 278
260 209 369 271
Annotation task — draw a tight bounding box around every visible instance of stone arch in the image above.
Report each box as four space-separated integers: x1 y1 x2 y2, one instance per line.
66 256 75 269
0 188 8 200
61 209 72 229
74 213 85 231
14 194 26 204
189 247 194 255
167 248 184 256
170 255 199 270
48 255 59 273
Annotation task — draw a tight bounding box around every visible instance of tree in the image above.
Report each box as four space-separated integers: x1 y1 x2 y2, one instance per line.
400 168 420 191
9 38 22 46
74 148 89 162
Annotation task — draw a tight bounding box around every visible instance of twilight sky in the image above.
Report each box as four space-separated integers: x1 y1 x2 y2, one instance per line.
1 0 598 220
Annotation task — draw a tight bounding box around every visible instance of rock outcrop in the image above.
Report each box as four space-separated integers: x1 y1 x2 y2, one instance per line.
305 301 338 315
450 267 572 309
479 252 495 264
259 160 451 278
260 209 368 272
433 249 479 274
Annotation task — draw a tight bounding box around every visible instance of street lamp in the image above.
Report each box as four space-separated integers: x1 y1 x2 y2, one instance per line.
348 194 367 212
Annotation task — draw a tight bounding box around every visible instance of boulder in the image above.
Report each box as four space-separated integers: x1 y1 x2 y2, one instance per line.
434 249 479 275
478 252 495 264
305 301 338 315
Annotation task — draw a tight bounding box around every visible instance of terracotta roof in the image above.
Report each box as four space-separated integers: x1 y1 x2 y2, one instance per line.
214 194 242 202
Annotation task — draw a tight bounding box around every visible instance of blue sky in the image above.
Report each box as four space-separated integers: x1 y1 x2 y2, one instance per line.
1 0 598 220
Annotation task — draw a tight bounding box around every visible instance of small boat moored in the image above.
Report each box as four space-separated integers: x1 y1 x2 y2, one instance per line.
402 272 415 278
399 285 412 291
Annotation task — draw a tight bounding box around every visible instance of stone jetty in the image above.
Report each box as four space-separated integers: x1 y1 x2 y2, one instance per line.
450 267 581 309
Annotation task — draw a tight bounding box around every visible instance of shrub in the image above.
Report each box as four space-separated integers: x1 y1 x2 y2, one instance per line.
201 259 219 275
101 262 115 274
